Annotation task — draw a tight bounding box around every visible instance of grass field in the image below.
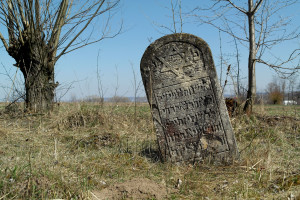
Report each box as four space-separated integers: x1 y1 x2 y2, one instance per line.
0 102 299 199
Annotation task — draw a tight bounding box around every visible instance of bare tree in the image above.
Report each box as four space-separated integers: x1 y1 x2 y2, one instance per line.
130 61 142 123
96 49 106 108
0 0 121 112
287 73 298 102
193 0 300 114
151 0 184 34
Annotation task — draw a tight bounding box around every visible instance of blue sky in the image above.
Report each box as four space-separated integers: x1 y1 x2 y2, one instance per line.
0 0 299 101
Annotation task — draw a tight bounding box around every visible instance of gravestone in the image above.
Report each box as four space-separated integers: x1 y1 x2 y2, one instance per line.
140 33 239 163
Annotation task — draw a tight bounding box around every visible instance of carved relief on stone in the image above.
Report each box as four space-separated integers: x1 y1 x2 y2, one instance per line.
141 33 239 164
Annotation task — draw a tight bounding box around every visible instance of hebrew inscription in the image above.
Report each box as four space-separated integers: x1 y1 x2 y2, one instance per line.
140 33 239 163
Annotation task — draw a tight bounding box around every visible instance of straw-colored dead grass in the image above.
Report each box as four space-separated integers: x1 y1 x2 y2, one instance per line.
0 102 299 199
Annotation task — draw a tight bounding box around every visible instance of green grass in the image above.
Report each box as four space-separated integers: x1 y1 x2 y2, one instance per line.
0 102 299 199
254 104 300 118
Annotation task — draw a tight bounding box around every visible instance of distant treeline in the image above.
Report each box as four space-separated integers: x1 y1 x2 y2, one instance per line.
71 95 147 103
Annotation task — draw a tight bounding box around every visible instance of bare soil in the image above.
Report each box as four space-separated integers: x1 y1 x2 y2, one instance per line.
90 178 170 200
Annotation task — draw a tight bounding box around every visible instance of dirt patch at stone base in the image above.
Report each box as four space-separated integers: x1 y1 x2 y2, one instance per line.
90 178 169 200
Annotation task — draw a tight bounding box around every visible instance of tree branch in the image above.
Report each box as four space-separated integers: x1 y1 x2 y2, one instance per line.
0 32 9 51
61 21 122 56
252 0 264 13
48 0 69 55
257 49 300 71
227 0 247 14
193 15 248 42
56 0 112 60
16 0 27 27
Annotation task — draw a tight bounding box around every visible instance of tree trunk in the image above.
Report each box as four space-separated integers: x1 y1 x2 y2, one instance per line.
23 63 57 112
244 0 257 114
8 35 58 112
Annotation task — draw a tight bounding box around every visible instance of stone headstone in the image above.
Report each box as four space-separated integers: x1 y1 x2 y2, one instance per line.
140 33 239 163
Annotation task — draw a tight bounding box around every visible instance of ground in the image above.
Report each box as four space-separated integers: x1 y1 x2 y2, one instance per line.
0 102 299 199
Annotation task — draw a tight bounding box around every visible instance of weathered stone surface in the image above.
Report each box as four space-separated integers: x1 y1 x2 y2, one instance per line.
140 33 239 163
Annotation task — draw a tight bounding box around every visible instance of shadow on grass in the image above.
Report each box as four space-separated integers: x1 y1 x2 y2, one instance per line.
140 147 161 163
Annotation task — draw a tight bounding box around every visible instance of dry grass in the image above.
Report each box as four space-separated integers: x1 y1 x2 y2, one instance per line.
0 102 299 199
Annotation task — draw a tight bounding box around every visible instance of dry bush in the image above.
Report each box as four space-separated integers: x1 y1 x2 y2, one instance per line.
0 103 24 117
266 81 284 105
225 98 240 117
269 90 284 105
57 104 105 129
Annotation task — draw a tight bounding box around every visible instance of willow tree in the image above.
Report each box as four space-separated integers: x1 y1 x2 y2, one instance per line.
0 0 120 112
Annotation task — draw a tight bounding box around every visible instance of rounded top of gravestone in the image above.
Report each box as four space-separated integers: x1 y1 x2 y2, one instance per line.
141 33 213 63
141 33 217 91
